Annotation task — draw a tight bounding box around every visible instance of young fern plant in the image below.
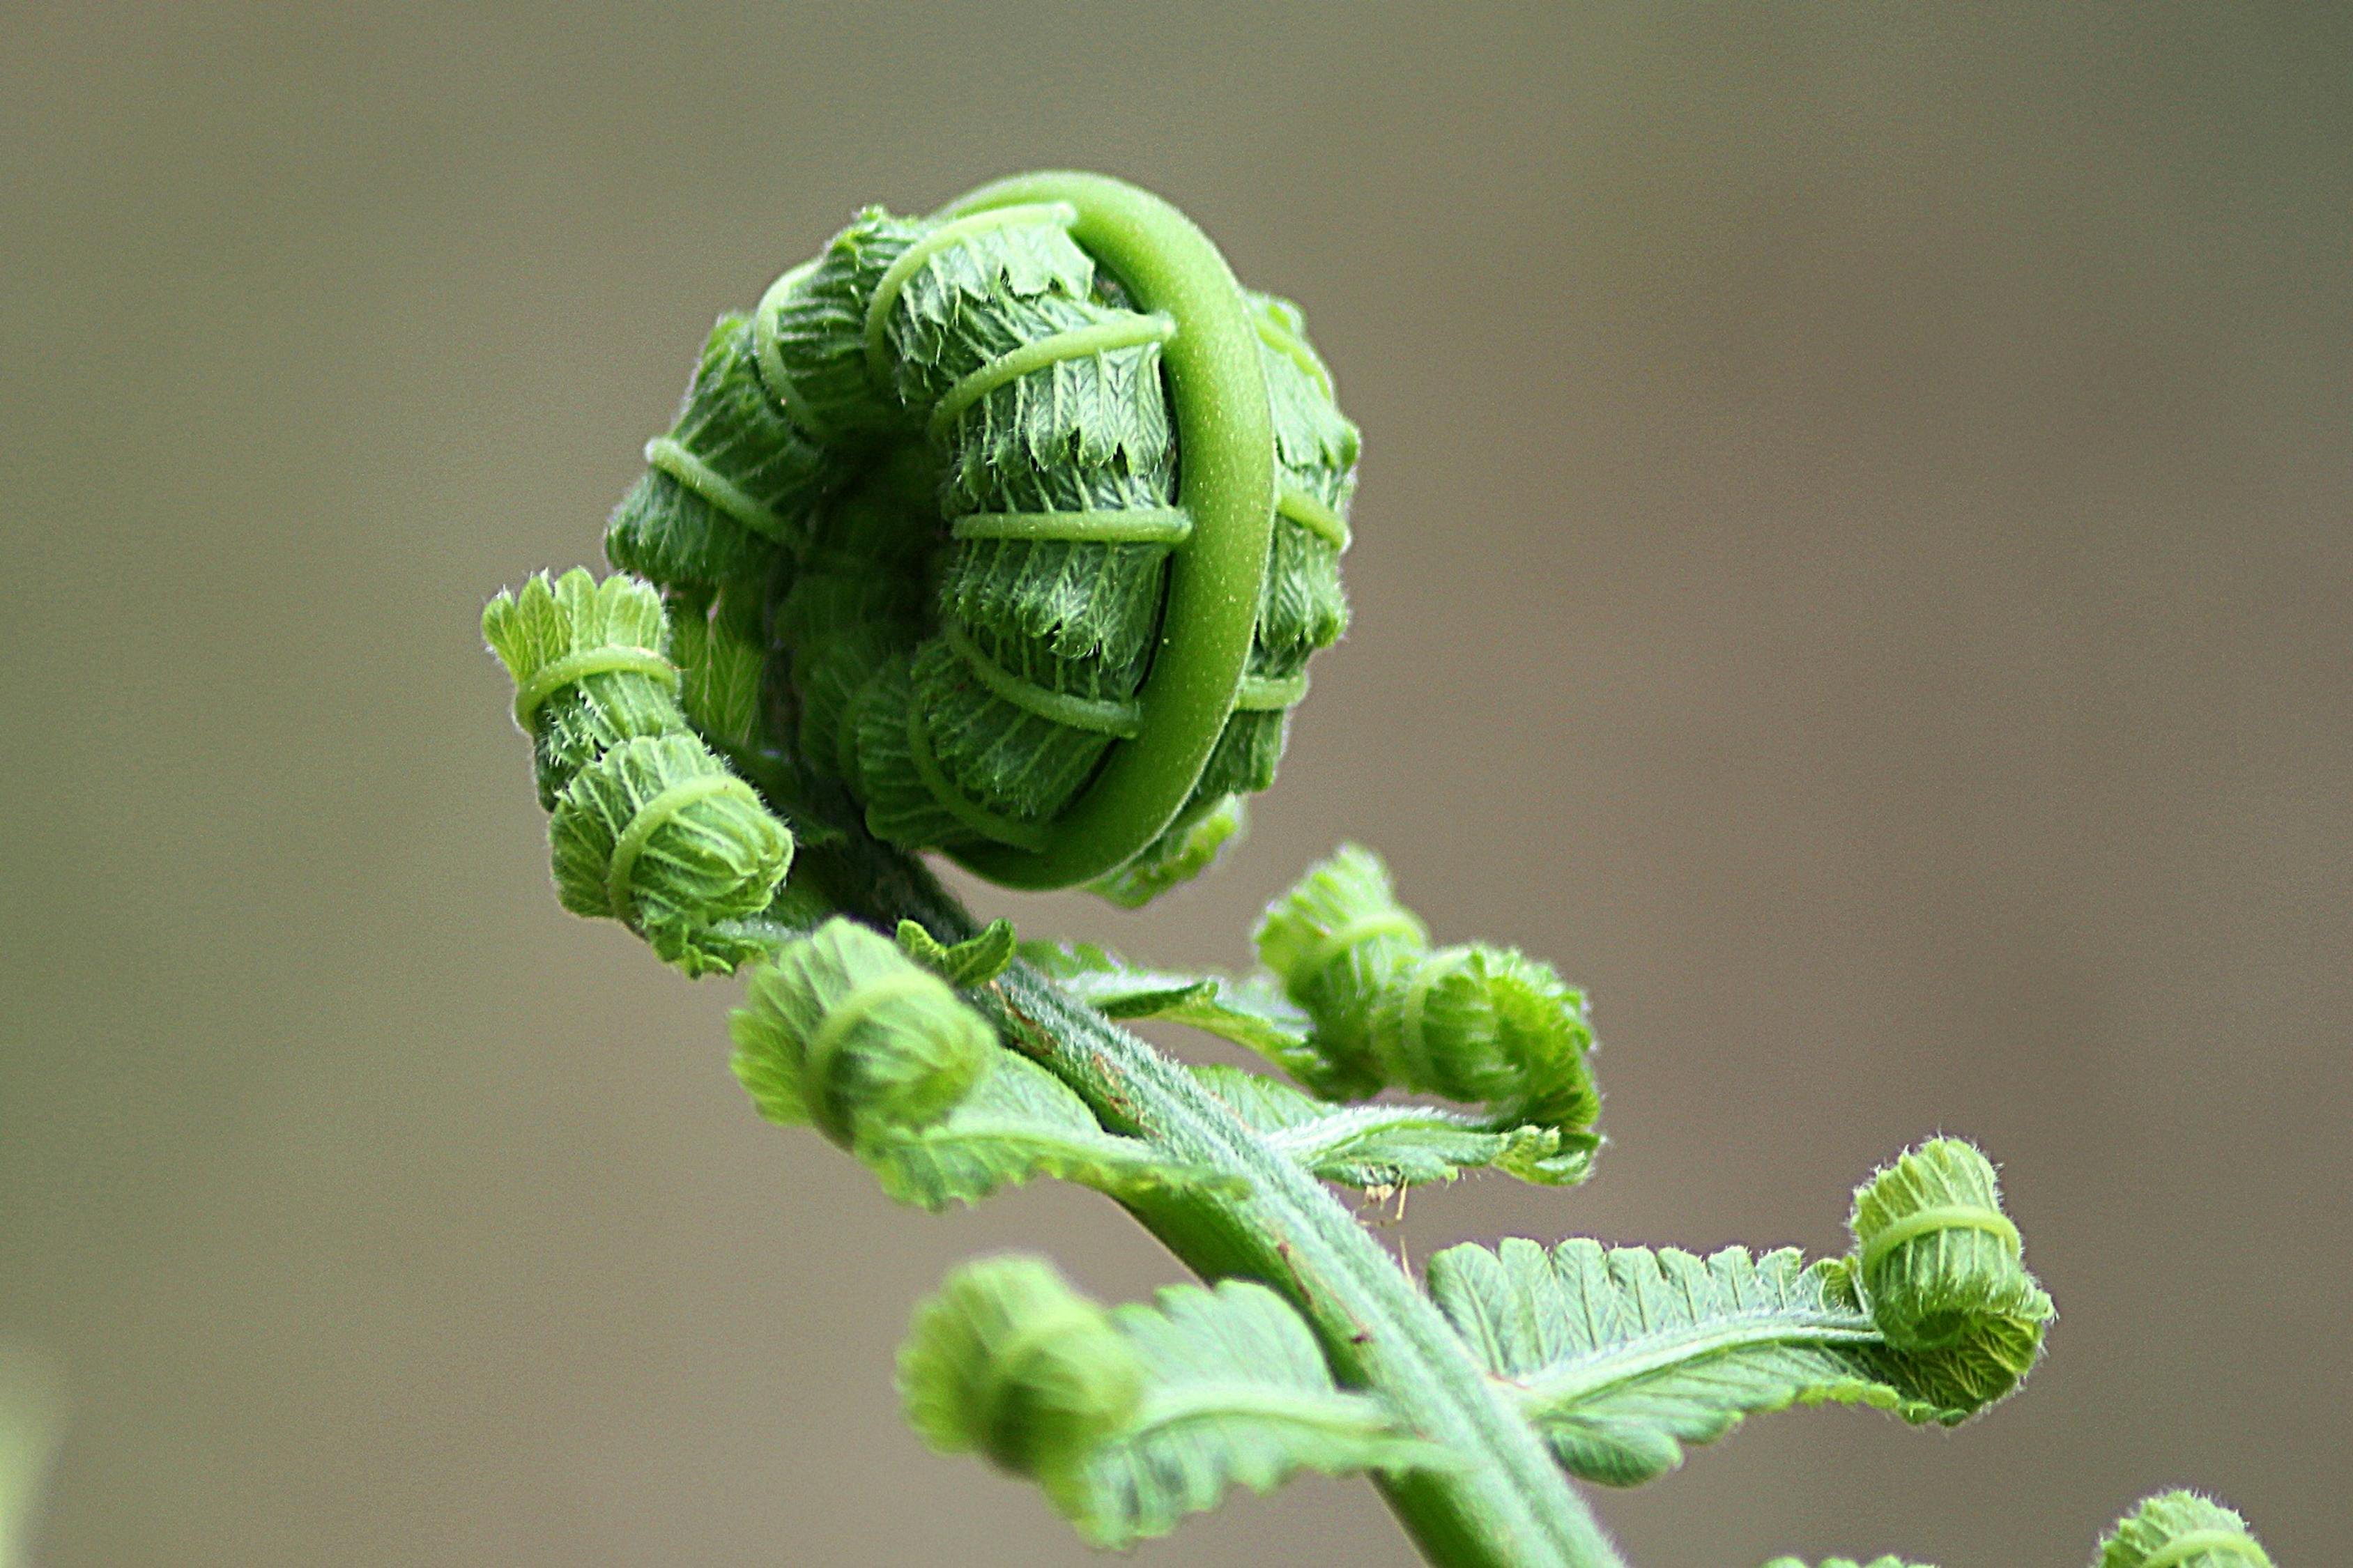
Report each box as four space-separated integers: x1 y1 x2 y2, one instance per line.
482 171 2276 1566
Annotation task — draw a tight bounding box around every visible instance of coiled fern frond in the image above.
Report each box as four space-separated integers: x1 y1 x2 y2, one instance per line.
599 173 1357 897
484 569 793 975
480 173 2281 1568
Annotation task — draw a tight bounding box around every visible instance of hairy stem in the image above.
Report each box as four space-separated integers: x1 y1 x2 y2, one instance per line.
808 833 1626 1568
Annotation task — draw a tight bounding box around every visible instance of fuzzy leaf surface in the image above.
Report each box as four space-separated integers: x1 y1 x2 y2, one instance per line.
857 1050 1236 1211
1426 1238 2014 1486
1057 1279 1453 1547
1190 1066 1567 1189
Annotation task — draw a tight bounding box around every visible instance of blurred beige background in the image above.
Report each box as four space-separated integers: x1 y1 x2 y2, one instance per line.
3 3 2345 1564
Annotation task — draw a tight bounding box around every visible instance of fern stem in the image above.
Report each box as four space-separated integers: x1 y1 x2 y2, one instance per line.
811 833 1626 1568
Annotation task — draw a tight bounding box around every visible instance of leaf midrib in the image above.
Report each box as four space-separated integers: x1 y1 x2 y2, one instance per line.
1505 1307 1883 1415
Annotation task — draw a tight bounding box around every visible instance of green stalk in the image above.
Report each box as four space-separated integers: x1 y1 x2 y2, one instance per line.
812 833 1627 1568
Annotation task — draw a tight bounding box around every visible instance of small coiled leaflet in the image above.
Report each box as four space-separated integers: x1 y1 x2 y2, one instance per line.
898 1254 1144 1480
642 436 792 546
604 771 763 925
1855 1204 2022 1277
508 644 677 730
733 918 997 1145
1837 1137 2052 1422
2100 1492 2274 1568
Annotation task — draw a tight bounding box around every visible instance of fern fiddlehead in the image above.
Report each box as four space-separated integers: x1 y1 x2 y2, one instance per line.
1252 845 1602 1180
899 1254 1148 1486
1845 1137 2053 1406
730 918 996 1146
484 171 2283 1568
601 171 1354 896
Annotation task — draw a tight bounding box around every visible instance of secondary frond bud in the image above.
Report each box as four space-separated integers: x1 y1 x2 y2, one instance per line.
2097 1491 2272 1568
548 733 793 976
484 569 684 807
1850 1139 2044 1349
898 1254 1144 1482
1845 1138 2053 1415
1255 845 1432 1096
1370 944 1598 1132
730 918 995 1146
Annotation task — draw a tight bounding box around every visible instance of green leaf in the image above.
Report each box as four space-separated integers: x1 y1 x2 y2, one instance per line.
899 917 1018 988
1190 1066 1574 1190
856 1050 1237 1212
1020 941 1324 1084
483 568 684 810
2097 1491 2272 1568
896 920 954 973
1425 1235 2039 1487
1059 1279 1455 1547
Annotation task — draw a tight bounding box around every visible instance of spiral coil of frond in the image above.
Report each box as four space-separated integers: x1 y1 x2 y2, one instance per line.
595 174 1358 897
898 1254 1145 1481
730 917 997 1146
485 569 794 976
1840 1139 2053 1416
1252 846 1600 1167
